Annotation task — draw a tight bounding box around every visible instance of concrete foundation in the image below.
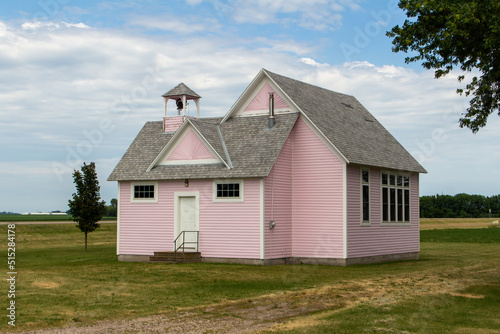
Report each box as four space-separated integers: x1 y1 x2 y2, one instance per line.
118 252 419 266
118 254 151 262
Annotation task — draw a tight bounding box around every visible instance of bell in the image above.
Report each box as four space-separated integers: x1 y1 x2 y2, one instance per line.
176 98 183 110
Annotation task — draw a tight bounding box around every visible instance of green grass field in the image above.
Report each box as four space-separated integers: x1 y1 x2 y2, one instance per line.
0 223 498 333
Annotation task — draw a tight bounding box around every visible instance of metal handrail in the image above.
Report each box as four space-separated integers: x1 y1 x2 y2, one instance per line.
173 231 199 261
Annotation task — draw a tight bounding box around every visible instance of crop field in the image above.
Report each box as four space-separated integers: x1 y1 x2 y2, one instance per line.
0 219 498 333
0 215 116 222
420 217 499 230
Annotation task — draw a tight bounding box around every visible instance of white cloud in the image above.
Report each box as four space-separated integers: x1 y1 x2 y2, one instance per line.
300 57 328 67
21 21 90 30
253 37 315 55
188 0 360 30
1 19 498 213
128 15 220 34
63 22 91 29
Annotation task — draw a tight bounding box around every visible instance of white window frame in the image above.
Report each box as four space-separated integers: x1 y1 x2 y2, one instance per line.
380 171 411 225
213 179 244 202
361 169 371 225
130 181 158 203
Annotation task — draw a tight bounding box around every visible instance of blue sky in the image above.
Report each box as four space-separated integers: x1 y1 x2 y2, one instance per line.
0 0 499 213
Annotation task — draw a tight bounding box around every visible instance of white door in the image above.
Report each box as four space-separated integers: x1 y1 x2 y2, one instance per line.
178 196 198 251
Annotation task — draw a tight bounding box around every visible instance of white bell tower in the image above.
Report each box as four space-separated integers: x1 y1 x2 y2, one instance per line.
161 83 201 132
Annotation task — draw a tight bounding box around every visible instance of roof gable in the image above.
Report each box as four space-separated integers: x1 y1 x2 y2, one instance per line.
147 119 229 171
221 69 299 122
243 82 290 114
264 70 426 173
165 129 216 162
108 113 299 181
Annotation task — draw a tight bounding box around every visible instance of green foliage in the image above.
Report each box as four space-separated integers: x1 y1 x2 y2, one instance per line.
103 198 118 217
68 162 107 251
387 0 500 132
420 193 500 218
104 206 117 217
0 214 72 222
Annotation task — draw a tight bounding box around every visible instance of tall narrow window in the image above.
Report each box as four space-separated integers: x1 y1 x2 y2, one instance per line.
390 188 396 221
382 187 389 221
397 189 403 221
404 189 410 221
361 170 370 223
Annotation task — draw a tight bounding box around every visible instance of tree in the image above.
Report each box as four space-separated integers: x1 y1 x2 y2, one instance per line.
387 0 500 132
68 162 107 252
103 198 118 218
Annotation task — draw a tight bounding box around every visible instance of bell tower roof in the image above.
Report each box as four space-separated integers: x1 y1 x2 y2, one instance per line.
162 83 201 99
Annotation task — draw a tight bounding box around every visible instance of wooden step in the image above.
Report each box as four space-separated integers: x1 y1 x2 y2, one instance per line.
150 251 201 264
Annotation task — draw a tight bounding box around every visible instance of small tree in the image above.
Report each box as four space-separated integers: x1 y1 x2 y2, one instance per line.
68 162 107 252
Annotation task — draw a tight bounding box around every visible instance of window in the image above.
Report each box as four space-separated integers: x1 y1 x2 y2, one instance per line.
131 182 158 203
390 188 396 221
381 172 410 223
134 185 155 199
397 189 403 221
361 170 370 223
382 187 389 221
404 189 410 221
213 180 244 202
217 183 240 198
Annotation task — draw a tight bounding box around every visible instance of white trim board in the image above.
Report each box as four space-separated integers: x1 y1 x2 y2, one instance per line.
117 182 121 256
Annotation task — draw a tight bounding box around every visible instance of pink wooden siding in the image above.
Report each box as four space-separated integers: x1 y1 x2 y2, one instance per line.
119 182 171 256
166 129 216 161
264 132 293 259
118 179 261 258
346 166 420 258
164 116 185 132
291 117 344 258
244 82 289 112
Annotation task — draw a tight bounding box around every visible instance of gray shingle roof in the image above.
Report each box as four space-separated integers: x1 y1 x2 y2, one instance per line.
265 70 426 173
161 83 201 98
108 113 299 181
108 70 425 182
189 118 227 165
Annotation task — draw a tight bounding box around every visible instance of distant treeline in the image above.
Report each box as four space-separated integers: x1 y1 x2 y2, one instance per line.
103 198 118 217
420 194 500 218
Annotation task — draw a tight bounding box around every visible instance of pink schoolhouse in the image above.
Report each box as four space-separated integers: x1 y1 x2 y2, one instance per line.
108 69 426 265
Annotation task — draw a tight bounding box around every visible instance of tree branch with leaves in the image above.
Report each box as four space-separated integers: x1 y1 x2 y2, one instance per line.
387 0 500 132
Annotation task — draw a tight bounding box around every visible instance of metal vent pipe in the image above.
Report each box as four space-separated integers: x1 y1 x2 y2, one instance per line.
269 93 275 128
